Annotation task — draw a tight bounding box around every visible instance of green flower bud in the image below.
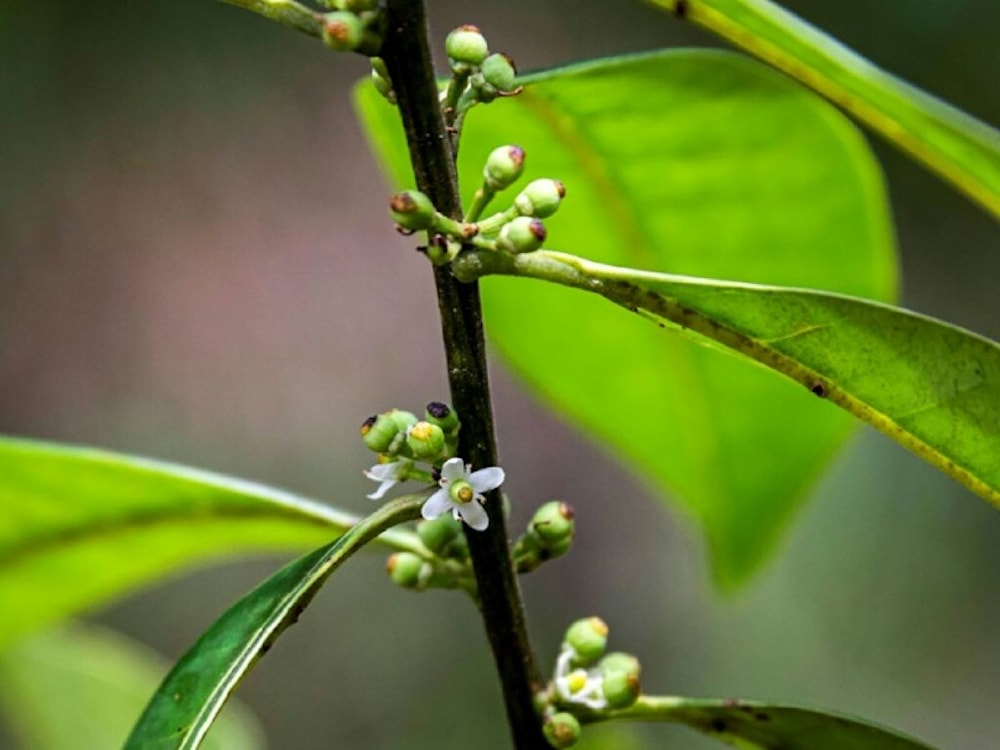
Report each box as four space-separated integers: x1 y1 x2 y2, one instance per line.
483 145 526 191
471 75 499 103
564 617 608 665
531 500 575 545
389 409 419 433
481 53 517 92
543 712 581 748
417 514 463 555
387 552 430 589
424 401 460 434
390 190 437 231
406 420 446 461
361 413 400 453
321 12 364 52
514 178 566 218
445 25 489 68
497 216 546 254
600 654 641 709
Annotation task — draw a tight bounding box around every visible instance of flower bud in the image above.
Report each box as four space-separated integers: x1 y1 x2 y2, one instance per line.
481 53 517 92
483 145 526 191
564 617 608 665
388 409 419 433
406 421 446 461
321 12 363 52
445 25 489 68
497 216 546 254
390 190 437 231
514 178 565 218
531 501 575 545
424 401 460 435
361 413 400 454
471 75 499 103
417 514 463 555
600 654 642 709
543 712 581 748
386 552 430 589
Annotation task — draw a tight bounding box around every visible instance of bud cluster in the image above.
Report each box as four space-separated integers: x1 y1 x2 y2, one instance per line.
361 402 460 465
514 500 575 572
444 25 521 105
319 1 383 54
541 617 643 745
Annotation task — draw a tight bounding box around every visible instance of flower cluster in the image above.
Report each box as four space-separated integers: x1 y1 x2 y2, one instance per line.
550 617 642 715
360 403 504 531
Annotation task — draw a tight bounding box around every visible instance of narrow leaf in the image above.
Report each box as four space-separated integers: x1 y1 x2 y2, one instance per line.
0 623 263 750
0 436 423 647
601 695 933 749
644 0 1000 215
454 249 1000 509
124 492 426 750
358 50 896 586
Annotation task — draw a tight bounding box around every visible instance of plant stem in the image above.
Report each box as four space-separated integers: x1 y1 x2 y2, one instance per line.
377 2 548 747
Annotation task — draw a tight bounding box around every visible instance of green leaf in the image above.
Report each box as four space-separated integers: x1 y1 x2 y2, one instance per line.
643 0 1000 216
453 249 1000 510
0 435 423 648
603 695 933 749
0 623 264 750
356 50 897 586
124 493 426 750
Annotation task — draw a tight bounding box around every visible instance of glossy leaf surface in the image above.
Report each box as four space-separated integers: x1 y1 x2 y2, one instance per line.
0 436 422 647
124 493 426 750
454 249 1000 510
0 623 263 750
357 50 897 585
644 0 1000 215
606 695 933 749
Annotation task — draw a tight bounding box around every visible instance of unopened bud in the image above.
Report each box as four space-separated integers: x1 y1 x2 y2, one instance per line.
564 617 609 665
361 413 400 454
497 216 546 254
406 421 446 461
445 25 489 68
321 12 363 52
387 552 430 589
543 712 581 748
424 401 460 434
514 178 565 218
531 501 575 545
484 145 526 191
481 53 517 92
388 409 419 433
417 514 463 555
390 190 437 231
600 652 642 709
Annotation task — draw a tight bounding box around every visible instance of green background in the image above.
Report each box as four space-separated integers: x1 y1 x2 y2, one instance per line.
0 0 997 747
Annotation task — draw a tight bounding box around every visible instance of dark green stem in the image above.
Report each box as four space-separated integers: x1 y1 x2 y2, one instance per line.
377 2 548 748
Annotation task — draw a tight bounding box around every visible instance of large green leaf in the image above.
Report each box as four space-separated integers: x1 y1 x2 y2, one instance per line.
0 623 264 750
125 493 426 750
357 50 896 586
644 0 1000 216
453 249 1000 509
0 436 423 648
598 695 932 749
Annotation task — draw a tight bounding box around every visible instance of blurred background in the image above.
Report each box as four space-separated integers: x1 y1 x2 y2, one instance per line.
0 0 997 747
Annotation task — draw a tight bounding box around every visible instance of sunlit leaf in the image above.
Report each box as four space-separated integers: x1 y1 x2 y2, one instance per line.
643 0 1000 215
602 695 933 749
357 50 896 586
124 493 426 750
0 436 423 647
0 623 264 750
454 249 1000 510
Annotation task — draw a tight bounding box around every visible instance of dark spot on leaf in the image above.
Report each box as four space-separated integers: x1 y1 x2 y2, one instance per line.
755 712 770 722
675 0 689 18
810 381 826 397
710 718 727 732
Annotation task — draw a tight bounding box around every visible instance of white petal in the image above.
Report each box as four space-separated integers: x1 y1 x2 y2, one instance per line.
366 479 396 501
365 462 400 482
421 489 453 520
469 466 504 492
439 457 467 483
458 500 489 531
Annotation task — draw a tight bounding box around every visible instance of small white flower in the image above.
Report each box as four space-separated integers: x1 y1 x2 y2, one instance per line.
421 457 504 531
364 459 411 500
553 647 607 709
